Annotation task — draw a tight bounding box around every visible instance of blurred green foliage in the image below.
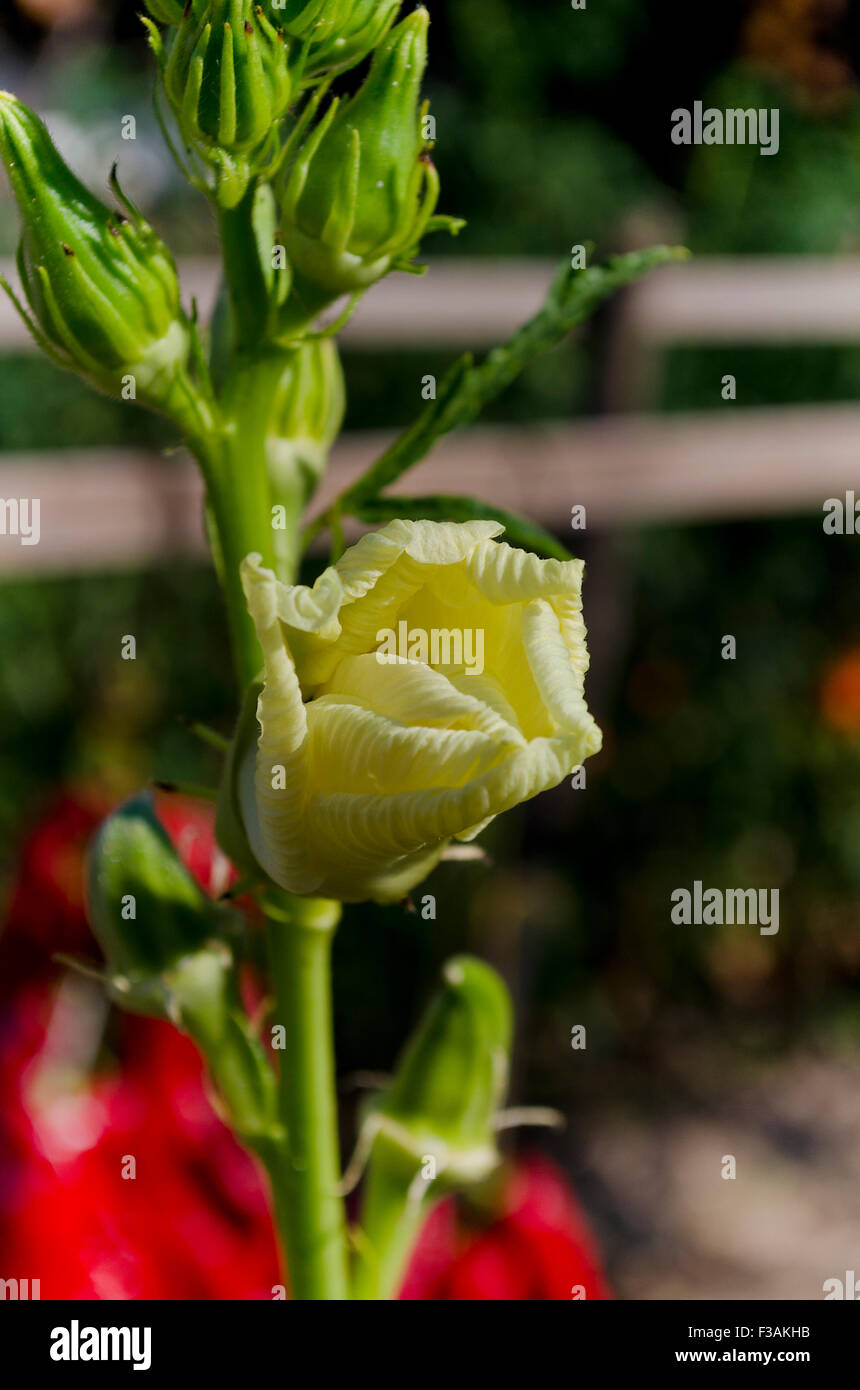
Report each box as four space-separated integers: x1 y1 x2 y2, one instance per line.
687 70 860 255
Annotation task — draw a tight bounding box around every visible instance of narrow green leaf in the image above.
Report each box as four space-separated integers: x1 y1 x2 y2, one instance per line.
306 244 688 545
325 352 474 517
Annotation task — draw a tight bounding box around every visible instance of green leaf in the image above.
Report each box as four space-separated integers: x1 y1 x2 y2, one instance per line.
306 244 688 545
354 494 572 562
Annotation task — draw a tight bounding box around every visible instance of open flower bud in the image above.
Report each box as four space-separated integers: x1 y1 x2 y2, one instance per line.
233 518 602 904
148 0 293 205
0 92 191 409
277 8 453 316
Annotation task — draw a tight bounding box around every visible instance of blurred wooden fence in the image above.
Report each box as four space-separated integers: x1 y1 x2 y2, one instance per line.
1 255 860 574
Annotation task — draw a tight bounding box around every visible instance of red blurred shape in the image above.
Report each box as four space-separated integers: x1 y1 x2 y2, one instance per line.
402 1156 612 1301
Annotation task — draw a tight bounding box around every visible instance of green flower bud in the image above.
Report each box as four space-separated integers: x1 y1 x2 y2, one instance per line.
0 92 191 410
351 955 513 1298
278 8 459 317
268 337 344 499
301 0 402 84
265 338 345 574
87 792 219 1010
88 792 279 1148
374 955 513 1184
147 0 294 206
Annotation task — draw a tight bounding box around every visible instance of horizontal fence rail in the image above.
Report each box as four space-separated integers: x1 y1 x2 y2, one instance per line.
5 255 860 351
622 256 860 343
0 257 559 351
0 403 856 574
2 257 860 573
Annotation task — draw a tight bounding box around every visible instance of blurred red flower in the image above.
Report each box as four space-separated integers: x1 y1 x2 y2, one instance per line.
1 785 611 1301
2 786 109 990
1 787 278 1298
0 987 280 1299
156 793 237 899
401 1156 611 1301
1 977 611 1299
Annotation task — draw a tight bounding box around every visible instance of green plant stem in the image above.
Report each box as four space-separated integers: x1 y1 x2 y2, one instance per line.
217 182 270 351
171 947 281 1155
163 381 267 688
350 1137 434 1300
190 247 351 1291
265 896 349 1300
200 434 274 690
191 347 309 687
220 352 307 583
191 380 353 1298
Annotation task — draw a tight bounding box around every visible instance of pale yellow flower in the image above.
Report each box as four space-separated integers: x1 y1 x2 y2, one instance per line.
238 519 602 904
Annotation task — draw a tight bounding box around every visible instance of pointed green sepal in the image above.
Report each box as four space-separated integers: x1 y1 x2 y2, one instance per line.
143 0 199 24
264 0 349 40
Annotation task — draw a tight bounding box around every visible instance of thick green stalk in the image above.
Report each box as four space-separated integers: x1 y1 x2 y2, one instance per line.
266 896 349 1300
203 439 274 689
193 349 306 688
190 382 352 1299
220 352 307 583
202 458 351 1296
201 187 352 1302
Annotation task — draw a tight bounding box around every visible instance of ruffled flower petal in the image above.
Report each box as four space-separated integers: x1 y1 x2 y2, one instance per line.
239 520 602 904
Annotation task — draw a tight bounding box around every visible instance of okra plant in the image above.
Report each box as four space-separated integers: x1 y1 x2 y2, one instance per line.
0 1 683 1299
